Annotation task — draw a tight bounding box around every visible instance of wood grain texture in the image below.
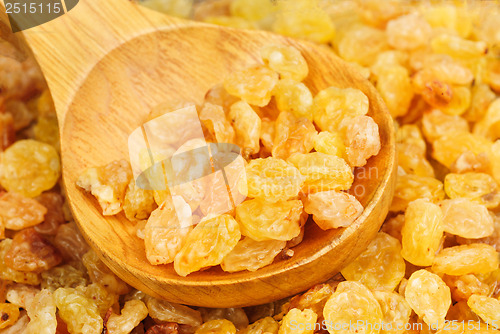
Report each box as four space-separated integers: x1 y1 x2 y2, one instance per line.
19 0 396 307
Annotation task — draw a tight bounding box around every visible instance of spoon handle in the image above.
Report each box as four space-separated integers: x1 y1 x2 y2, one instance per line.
21 0 188 123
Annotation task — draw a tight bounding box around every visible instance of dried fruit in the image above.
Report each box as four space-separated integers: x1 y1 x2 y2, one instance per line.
123 178 157 221
199 151 247 218
443 274 491 302
405 270 451 328
303 190 362 230
313 131 345 159
381 214 404 243
199 307 249 330
229 0 275 22
376 65 414 118
432 244 499 276
33 115 60 151
415 76 453 110
432 131 492 169
53 223 90 262
401 199 444 266
228 100 261 154
464 84 496 123
278 308 317 334
323 281 383 334
260 118 275 153
34 192 65 235
337 25 388 66
288 283 334 317
5 284 40 309
0 192 47 230
0 310 29 333
386 13 431 50
106 300 149 334
144 195 192 265
260 44 308 82
245 157 303 202
396 125 426 156
313 87 369 133
54 287 103 334
397 146 435 178
390 174 445 212
272 111 316 160
221 237 285 272
372 50 409 77
4 100 36 131
344 115 381 167
439 198 494 239
82 249 130 295
4 228 62 273
239 317 279 334
204 84 239 114
41 263 89 291
372 291 412 334
195 319 236 334
421 110 469 143
174 214 240 276
223 65 278 107
287 152 353 193
274 80 313 119
76 159 132 215
0 113 15 151
446 301 480 325
235 199 302 241
199 103 235 144
450 151 491 174
431 34 487 59
0 239 40 285
441 86 472 116
474 98 500 141
145 323 179 334
492 140 500 186
341 232 405 291
24 289 57 334
272 0 335 44
168 139 211 212
423 4 472 38
0 139 60 198
77 283 118 318
467 294 500 329
444 172 500 209
0 303 20 330
146 297 202 327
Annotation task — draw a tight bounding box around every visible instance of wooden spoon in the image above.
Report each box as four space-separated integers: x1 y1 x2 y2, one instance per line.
15 0 396 307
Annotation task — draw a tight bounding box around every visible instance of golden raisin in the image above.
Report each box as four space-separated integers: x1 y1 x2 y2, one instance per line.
401 199 444 266
303 190 362 230
432 244 499 276
0 140 60 198
223 65 278 107
245 157 303 203
287 152 353 193
323 281 383 334
272 111 316 160
405 270 451 328
341 232 405 291
260 44 308 82
313 87 369 133
174 214 240 276
235 199 303 241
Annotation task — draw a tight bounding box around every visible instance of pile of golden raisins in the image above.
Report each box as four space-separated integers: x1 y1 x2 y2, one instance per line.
77 42 381 276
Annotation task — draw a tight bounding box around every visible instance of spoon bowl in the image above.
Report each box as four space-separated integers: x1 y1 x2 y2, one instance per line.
17 0 396 307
